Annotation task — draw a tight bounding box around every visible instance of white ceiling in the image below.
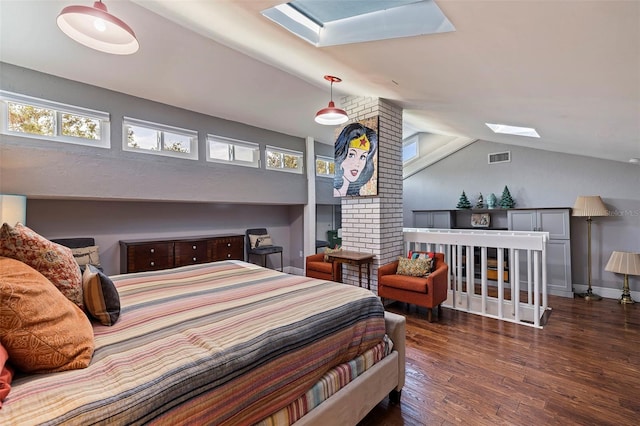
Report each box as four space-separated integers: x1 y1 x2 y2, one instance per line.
1 0 639 163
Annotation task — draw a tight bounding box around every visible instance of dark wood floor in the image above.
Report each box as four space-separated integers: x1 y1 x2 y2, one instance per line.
359 295 640 426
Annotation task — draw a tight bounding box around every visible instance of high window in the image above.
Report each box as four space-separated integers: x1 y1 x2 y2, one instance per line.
315 155 335 177
266 146 304 174
0 91 110 148
123 117 198 160
207 135 260 168
403 137 418 163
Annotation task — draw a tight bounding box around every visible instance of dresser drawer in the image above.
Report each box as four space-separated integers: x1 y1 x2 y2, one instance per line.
125 242 173 273
174 240 208 266
210 236 244 261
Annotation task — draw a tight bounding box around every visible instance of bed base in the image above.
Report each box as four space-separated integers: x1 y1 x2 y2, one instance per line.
296 311 406 425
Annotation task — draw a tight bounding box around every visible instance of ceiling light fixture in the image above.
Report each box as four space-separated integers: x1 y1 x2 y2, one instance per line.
57 1 139 55
315 75 348 126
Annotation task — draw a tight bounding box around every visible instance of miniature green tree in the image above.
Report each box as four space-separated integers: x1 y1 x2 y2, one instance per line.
499 186 515 208
456 191 472 209
476 193 484 209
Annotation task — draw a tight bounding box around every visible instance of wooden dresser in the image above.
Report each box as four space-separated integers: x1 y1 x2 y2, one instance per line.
119 234 244 274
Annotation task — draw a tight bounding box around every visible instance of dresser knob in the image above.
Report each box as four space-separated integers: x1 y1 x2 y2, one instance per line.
227 243 231 247
193 257 197 261
150 261 155 266
193 245 197 250
227 254 231 258
150 248 155 253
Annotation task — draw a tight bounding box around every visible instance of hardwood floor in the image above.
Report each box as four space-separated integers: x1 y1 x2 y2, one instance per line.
359 295 640 426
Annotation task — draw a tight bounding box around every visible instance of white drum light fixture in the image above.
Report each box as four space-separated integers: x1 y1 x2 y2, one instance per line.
57 1 139 55
315 75 348 125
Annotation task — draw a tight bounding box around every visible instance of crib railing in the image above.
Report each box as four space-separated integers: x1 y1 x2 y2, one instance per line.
403 228 550 328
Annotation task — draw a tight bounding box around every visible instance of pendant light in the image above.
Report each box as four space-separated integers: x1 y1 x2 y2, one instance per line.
57 1 139 55
315 75 349 125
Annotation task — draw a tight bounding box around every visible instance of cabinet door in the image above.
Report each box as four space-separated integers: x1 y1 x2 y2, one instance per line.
175 240 208 266
432 211 452 229
508 210 537 231
414 211 434 228
537 209 570 240
125 242 173 273
546 239 573 297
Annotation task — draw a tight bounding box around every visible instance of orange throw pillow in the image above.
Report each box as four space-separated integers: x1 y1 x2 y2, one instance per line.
0 257 94 373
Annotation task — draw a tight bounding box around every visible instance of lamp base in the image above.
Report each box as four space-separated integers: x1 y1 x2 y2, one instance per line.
577 290 602 301
619 294 636 304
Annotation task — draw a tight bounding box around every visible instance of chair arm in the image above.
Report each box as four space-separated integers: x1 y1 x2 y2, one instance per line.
378 260 399 279
426 262 449 303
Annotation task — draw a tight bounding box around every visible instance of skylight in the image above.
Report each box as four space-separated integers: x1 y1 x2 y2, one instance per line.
262 0 455 47
486 123 541 138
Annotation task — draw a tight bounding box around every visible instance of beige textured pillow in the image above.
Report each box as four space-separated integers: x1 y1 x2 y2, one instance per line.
0 257 94 373
0 223 83 308
396 257 431 277
71 245 101 269
249 234 273 249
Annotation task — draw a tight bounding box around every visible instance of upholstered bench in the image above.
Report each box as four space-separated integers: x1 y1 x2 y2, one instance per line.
378 252 448 322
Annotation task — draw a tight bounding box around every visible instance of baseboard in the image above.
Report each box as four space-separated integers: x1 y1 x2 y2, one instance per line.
286 266 304 276
572 284 639 302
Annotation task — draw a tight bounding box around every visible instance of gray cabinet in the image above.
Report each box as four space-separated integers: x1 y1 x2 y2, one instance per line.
414 210 452 228
508 209 572 297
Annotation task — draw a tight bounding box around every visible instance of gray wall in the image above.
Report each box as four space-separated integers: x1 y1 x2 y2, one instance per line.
0 63 309 272
27 199 300 276
404 140 640 294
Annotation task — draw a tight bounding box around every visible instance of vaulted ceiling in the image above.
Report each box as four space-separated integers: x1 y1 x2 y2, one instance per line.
1 0 638 164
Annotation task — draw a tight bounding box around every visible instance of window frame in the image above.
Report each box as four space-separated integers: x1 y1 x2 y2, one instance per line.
122 116 198 160
206 134 260 168
315 154 335 178
0 90 110 148
265 145 304 174
402 136 419 164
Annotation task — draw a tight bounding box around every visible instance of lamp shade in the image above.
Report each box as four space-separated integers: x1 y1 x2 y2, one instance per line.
572 195 608 217
605 251 640 276
315 75 349 125
0 194 27 226
315 101 349 125
57 1 139 55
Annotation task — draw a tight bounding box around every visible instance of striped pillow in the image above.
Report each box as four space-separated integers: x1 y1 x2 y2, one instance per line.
82 265 120 326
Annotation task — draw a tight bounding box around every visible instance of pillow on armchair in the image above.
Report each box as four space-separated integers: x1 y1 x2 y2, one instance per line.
408 250 436 272
396 257 432 277
323 246 341 262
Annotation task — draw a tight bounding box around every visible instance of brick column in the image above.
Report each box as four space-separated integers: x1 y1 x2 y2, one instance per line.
339 96 404 294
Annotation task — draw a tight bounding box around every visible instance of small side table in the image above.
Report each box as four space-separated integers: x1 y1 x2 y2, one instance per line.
325 250 375 290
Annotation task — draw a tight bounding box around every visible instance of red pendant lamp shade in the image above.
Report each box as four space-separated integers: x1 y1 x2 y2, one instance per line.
315 75 348 125
57 1 139 55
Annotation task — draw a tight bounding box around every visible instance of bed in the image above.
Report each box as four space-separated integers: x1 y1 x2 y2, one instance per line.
1 258 405 425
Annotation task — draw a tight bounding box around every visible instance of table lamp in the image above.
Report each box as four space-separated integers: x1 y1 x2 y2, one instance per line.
0 194 27 226
605 251 640 304
572 195 608 301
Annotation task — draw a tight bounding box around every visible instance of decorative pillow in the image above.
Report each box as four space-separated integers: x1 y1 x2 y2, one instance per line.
0 342 13 408
0 257 94 373
0 223 83 308
249 234 273 249
396 257 431 277
71 245 101 270
323 246 341 262
409 250 436 272
83 264 121 326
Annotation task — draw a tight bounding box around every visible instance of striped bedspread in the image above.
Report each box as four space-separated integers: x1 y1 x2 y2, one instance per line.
3 260 386 425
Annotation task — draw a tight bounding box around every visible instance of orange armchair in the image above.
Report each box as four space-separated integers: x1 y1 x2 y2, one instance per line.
378 252 448 322
305 253 342 282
